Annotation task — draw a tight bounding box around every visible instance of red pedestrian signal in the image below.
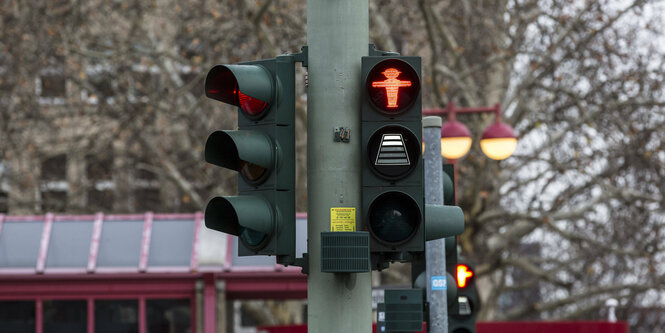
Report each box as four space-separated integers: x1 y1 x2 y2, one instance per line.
371 68 412 108
365 58 420 114
457 264 474 288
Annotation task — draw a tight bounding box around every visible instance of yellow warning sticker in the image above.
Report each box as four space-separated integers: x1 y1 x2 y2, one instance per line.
330 207 356 232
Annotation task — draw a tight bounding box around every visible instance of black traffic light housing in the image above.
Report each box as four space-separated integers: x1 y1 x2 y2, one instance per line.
361 56 424 266
449 260 479 333
443 162 460 303
362 56 464 268
203 55 296 265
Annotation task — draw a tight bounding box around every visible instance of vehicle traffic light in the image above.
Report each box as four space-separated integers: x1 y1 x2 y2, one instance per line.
449 261 479 333
443 163 460 303
203 55 296 265
361 56 464 267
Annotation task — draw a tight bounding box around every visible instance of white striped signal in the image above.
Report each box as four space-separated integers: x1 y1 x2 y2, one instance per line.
375 134 410 166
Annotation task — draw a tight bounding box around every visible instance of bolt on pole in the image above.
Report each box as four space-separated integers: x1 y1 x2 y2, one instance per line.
423 116 449 332
306 0 372 332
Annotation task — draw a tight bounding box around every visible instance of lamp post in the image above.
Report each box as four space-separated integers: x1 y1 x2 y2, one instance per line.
424 102 517 203
425 101 517 161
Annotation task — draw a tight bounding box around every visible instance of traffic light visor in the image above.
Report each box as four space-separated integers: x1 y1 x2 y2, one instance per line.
205 130 273 185
424 204 464 240
205 196 274 250
205 65 273 118
366 58 420 114
368 191 421 246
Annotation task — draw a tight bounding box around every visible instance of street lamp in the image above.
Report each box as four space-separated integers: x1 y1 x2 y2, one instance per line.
426 102 517 161
480 119 517 160
440 103 472 160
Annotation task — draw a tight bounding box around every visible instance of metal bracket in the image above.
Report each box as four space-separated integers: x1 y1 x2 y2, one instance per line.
293 253 309 275
368 43 400 57
292 45 309 67
334 127 351 143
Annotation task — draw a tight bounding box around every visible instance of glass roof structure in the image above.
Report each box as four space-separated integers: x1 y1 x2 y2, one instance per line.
0 213 308 275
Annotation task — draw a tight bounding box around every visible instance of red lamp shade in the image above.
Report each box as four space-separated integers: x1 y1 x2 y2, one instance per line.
440 120 472 160
480 122 517 160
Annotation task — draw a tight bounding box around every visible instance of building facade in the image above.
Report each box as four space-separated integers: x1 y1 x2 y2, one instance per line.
0 212 308 333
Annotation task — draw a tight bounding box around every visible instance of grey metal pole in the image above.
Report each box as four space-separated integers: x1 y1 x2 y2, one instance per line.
306 1 371 332
423 116 448 332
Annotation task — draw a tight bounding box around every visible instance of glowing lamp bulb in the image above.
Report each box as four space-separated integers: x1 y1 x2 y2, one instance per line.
441 120 472 160
480 122 517 160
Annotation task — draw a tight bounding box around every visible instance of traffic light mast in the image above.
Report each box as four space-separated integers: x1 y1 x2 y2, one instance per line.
423 116 449 332
306 0 372 331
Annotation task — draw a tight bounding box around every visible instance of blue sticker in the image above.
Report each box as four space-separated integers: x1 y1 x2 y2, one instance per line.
431 275 447 290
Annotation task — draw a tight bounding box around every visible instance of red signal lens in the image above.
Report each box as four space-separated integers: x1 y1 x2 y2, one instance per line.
237 91 268 116
457 264 474 288
366 59 420 114
206 67 237 106
371 68 412 108
205 66 269 118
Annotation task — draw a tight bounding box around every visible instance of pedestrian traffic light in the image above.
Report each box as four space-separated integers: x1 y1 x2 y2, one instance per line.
203 55 296 265
361 56 464 266
450 261 479 333
361 56 423 261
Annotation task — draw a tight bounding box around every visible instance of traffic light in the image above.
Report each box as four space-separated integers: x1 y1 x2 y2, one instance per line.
449 261 479 333
443 163 460 303
203 55 296 265
361 56 464 266
361 56 423 262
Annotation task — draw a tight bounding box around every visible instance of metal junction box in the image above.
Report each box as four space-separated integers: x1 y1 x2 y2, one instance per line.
377 289 424 332
320 232 370 273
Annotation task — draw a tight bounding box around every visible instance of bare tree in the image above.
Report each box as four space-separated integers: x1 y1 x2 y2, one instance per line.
400 0 665 323
0 0 307 213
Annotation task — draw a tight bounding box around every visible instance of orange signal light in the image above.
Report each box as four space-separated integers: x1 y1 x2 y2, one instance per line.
371 67 412 108
457 264 474 288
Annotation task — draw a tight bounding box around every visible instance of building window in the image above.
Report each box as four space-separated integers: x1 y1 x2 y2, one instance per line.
129 65 161 103
0 301 35 331
0 161 8 213
95 300 139 333
36 65 67 105
147 299 191 333
43 300 87 333
0 298 194 333
39 74 66 98
0 191 7 213
86 152 114 212
88 74 116 104
82 65 117 105
41 154 68 213
134 167 161 212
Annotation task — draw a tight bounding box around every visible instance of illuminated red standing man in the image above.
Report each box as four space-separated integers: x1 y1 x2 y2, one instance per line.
371 68 412 109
